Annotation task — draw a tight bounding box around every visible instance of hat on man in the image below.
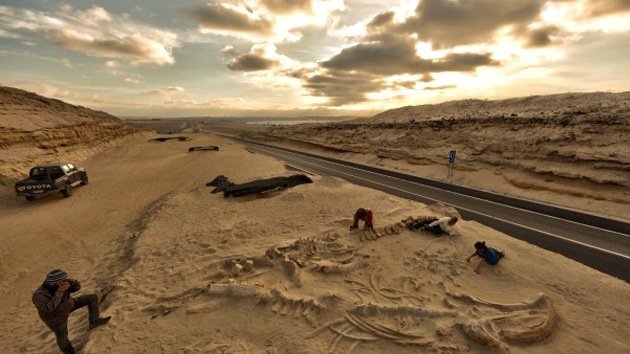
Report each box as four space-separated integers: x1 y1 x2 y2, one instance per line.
45 269 68 283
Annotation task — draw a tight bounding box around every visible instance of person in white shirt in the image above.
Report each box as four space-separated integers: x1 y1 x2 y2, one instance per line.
402 215 460 236
426 216 460 235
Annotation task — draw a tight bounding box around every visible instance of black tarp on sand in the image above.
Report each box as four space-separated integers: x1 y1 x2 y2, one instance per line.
207 174 312 197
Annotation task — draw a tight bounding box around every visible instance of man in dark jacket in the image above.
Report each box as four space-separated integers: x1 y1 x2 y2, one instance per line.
32 269 111 354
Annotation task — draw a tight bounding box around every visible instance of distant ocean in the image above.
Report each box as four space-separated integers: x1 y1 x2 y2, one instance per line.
245 119 343 125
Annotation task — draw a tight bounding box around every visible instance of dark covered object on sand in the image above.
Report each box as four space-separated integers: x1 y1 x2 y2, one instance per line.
207 174 313 197
149 136 190 142
189 145 220 152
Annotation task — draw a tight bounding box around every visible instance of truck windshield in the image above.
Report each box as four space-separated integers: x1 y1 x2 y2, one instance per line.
29 167 49 181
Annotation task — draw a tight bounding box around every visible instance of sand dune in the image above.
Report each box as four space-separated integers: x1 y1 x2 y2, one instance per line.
1 133 627 354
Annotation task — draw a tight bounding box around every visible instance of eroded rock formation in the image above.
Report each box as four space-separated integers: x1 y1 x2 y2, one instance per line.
260 92 630 199
0 86 140 184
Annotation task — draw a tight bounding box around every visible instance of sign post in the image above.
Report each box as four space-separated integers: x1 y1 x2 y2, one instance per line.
448 150 456 177
448 150 457 165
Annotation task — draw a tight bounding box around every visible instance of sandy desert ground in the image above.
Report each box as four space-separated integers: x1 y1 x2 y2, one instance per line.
0 133 628 354
1 87 628 353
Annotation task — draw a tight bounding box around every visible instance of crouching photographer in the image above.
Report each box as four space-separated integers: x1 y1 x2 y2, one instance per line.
32 269 111 354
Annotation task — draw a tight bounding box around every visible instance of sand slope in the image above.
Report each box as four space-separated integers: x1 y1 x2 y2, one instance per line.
1 134 627 354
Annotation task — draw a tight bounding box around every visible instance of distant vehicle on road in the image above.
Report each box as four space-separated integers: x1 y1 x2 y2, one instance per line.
15 163 88 201
188 145 219 152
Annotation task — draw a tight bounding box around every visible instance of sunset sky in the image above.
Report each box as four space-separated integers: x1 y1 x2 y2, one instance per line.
1 0 629 117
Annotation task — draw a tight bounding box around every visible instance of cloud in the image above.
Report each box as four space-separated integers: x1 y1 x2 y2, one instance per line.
291 66 445 106
424 84 456 90
0 27 20 38
0 5 178 65
372 0 630 48
184 1 344 43
293 0 630 106
367 11 395 29
321 34 497 76
525 25 561 46
296 69 387 105
227 52 278 71
222 43 298 71
140 86 185 96
420 73 434 82
184 3 274 38
76 6 112 24
0 48 74 67
371 0 545 47
260 0 313 14
45 28 176 65
583 0 630 17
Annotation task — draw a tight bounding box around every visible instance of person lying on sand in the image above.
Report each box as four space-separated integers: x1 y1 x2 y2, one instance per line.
401 215 460 236
350 208 374 231
466 241 505 274
32 269 111 354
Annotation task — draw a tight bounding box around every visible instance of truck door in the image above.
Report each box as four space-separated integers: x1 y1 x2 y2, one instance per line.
50 167 65 182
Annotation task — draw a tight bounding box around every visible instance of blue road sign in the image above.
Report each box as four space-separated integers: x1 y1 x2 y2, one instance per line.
448 150 457 164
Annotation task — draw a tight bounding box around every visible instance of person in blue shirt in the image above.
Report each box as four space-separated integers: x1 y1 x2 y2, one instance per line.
466 241 505 274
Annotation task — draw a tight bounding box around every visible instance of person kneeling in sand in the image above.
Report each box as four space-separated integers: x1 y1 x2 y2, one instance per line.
403 215 459 236
466 241 505 274
32 269 111 354
350 208 374 231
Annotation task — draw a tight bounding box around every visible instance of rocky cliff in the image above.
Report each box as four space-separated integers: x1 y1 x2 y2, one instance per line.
0 86 140 184
257 92 630 211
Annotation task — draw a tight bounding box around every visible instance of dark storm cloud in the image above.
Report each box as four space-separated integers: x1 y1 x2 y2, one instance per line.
185 3 273 35
227 52 279 71
296 69 387 105
368 11 395 29
290 0 630 106
321 34 497 75
384 0 545 47
297 30 498 105
260 0 312 14
584 0 630 17
525 26 560 47
293 59 462 106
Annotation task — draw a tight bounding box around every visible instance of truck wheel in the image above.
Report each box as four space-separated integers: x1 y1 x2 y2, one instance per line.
81 174 89 186
25 196 35 201
62 183 73 198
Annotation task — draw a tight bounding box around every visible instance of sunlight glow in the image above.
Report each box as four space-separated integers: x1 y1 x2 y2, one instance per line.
415 42 448 59
541 2 566 23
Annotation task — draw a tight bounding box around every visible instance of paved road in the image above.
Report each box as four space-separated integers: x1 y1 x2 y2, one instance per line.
237 138 630 282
